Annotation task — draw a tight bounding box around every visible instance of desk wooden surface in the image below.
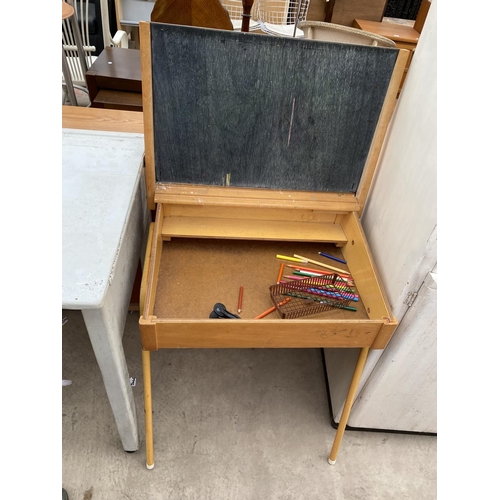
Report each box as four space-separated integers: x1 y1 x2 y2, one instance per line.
62 106 144 134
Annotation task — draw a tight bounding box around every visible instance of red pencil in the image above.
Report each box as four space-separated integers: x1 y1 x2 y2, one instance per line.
238 286 244 313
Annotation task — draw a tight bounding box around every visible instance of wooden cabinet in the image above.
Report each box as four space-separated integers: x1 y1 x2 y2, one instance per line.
86 47 142 111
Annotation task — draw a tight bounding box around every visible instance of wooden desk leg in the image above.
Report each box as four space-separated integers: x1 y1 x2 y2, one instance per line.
142 349 155 469
328 347 369 465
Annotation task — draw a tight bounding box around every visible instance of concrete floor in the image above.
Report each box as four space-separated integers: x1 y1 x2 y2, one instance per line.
62 309 437 499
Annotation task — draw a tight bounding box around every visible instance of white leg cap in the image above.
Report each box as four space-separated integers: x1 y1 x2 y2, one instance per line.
146 463 155 470
328 458 336 466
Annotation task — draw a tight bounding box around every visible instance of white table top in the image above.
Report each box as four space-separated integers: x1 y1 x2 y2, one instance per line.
62 129 145 309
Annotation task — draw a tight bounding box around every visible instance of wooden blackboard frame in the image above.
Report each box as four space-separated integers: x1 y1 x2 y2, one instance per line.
141 22 409 214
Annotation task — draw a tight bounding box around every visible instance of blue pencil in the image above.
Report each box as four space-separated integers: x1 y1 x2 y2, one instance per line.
318 251 347 265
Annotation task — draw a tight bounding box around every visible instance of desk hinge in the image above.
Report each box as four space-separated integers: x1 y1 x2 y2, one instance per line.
404 291 418 308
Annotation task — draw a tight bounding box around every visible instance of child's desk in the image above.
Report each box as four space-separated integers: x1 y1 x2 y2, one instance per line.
138 23 409 469
62 106 148 451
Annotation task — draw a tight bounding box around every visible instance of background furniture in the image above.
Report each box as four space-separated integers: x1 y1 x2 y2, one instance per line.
220 0 260 31
256 0 310 37
384 0 423 20
62 106 149 452
353 1 430 93
63 0 129 104
299 20 395 46
62 1 88 105
325 0 436 433
324 0 387 26
353 18 418 93
150 0 233 30
86 47 142 111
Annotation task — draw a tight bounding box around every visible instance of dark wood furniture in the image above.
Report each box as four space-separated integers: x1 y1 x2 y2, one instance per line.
150 0 233 30
324 0 387 26
86 47 142 111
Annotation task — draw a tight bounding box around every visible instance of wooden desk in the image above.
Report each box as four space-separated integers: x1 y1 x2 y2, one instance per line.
62 106 149 452
138 22 406 470
86 48 142 111
353 19 419 92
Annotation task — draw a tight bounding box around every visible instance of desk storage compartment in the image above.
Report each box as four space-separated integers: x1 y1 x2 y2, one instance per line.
140 205 397 351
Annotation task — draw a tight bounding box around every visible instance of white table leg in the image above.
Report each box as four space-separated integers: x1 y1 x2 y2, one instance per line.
82 300 139 451
79 174 148 452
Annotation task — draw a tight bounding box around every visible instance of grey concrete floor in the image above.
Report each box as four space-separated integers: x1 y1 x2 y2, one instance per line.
62 309 437 500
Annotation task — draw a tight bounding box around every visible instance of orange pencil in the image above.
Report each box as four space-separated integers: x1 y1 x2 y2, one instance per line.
277 263 285 283
238 286 244 313
254 298 291 319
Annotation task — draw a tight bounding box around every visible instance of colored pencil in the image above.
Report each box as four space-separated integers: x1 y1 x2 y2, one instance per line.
276 254 307 263
238 286 244 313
287 264 332 275
293 270 324 277
318 251 347 265
254 298 291 319
287 264 351 279
293 254 350 275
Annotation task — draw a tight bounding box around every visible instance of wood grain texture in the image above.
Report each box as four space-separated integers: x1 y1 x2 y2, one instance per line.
167 205 345 223
353 19 420 44
340 212 394 322
142 203 163 319
154 184 361 212
62 106 144 133
151 0 233 30
161 216 347 242
139 21 157 211
150 319 383 348
150 23 398 193
329 0 386 26
92 89 142 111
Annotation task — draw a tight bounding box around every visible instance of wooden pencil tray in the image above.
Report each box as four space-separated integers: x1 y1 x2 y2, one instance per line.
139 194 398 351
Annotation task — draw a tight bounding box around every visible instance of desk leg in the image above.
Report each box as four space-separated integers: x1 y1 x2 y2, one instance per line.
328 347 369 465
142 349 154 469
82 304 140 452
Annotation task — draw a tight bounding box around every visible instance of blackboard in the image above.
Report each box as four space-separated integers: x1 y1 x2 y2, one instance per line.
151 23 398 193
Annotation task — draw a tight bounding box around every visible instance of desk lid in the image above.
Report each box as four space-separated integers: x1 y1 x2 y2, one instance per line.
140 22 408 212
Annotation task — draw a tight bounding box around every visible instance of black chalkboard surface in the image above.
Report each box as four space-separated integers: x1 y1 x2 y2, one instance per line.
151 23 398 193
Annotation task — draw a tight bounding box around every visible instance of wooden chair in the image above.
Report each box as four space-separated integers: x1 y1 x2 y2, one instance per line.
220 0 260 31
62 0 128 101
298 20 396 47
257 0 311 37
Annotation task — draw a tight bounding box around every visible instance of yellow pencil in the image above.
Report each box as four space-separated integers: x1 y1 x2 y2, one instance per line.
276 254 307 263
293 254 351 275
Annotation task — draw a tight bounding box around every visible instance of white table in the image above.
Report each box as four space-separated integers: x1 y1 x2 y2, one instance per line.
62 126 148 451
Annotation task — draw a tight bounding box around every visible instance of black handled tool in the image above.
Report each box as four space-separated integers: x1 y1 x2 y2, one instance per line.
209 303 241 319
